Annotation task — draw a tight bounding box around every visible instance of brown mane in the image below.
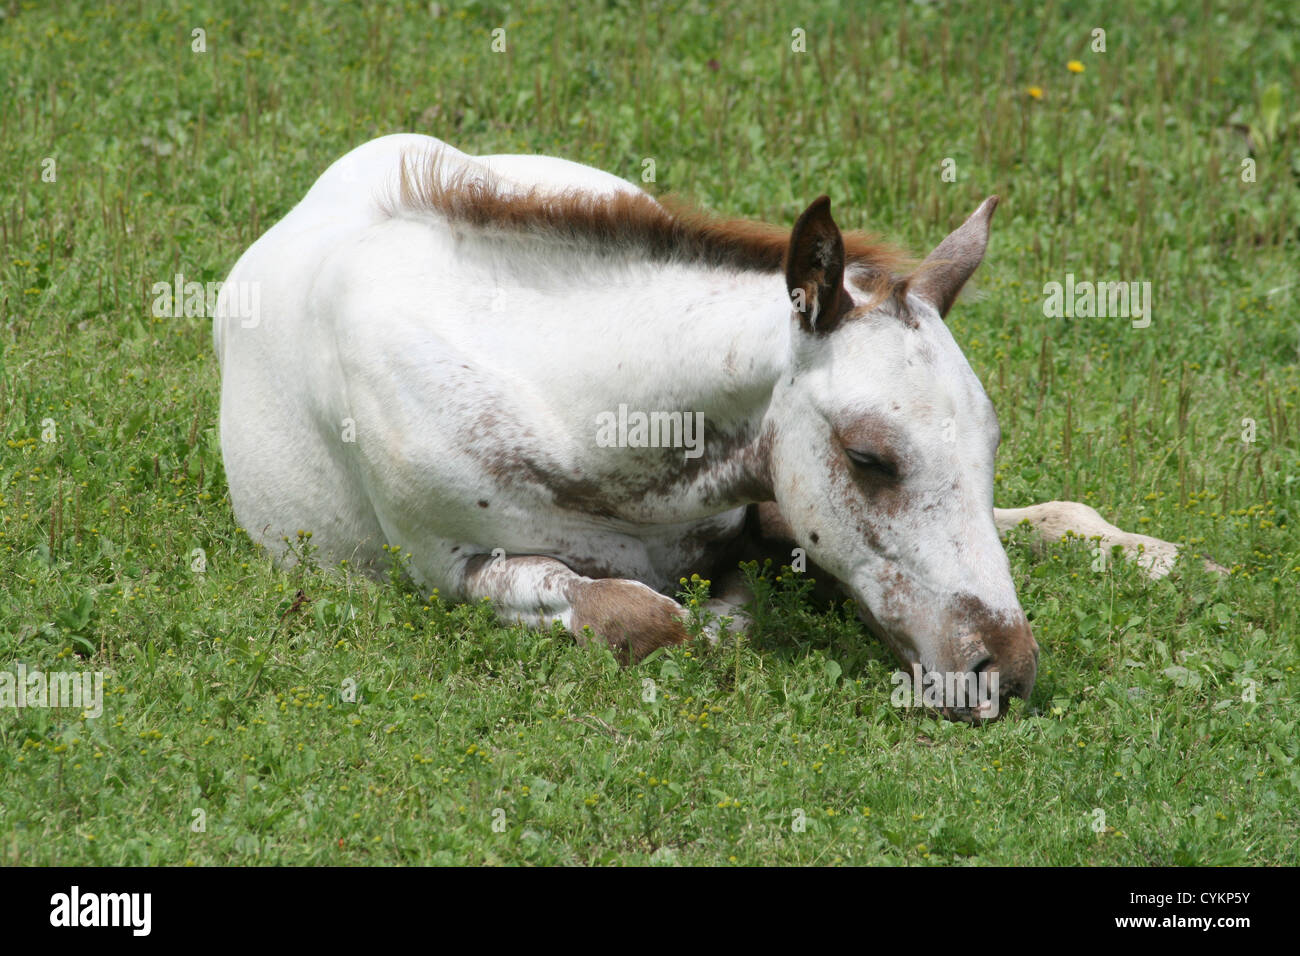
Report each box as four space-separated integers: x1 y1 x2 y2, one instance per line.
386 149 911 290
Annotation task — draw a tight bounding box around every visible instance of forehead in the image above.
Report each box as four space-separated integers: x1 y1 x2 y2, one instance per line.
823 303 993 423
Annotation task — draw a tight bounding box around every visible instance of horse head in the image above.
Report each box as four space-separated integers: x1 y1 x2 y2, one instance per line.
766 196 1038 719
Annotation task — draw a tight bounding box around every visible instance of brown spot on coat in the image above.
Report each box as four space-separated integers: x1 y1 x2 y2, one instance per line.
945 593 1038 702
566 578 688 664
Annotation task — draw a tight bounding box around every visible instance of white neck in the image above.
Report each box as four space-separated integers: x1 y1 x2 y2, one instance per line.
443 248 792 521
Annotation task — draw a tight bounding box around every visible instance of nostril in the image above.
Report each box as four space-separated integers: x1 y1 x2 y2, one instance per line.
967 656 997 708
970 656 1022 703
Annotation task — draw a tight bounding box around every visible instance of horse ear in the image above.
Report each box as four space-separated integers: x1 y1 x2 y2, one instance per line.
911 196 998 318
785 196 845 333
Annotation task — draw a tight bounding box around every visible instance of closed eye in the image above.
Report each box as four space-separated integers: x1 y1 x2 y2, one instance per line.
845 448 899 479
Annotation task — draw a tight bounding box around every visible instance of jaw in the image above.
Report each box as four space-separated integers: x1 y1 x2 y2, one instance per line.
853 596 918 667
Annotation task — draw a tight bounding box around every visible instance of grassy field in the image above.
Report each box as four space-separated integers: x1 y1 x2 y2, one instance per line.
1 0 1297 865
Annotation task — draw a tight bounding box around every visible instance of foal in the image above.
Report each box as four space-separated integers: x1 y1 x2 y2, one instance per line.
216 134 1196 719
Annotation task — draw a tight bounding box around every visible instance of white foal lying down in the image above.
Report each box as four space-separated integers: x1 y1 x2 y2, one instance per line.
215 134 1192 719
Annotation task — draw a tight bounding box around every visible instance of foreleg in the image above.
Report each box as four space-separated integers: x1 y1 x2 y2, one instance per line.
458 554 689 663
994 501 1226 578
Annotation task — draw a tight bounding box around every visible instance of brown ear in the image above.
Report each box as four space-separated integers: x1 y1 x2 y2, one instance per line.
785 196 845 333
911 196 998 318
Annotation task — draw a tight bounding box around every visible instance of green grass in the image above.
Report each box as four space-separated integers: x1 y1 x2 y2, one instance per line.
1 0 1297 865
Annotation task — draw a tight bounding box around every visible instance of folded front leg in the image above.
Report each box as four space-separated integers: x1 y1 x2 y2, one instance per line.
458 554 688 663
